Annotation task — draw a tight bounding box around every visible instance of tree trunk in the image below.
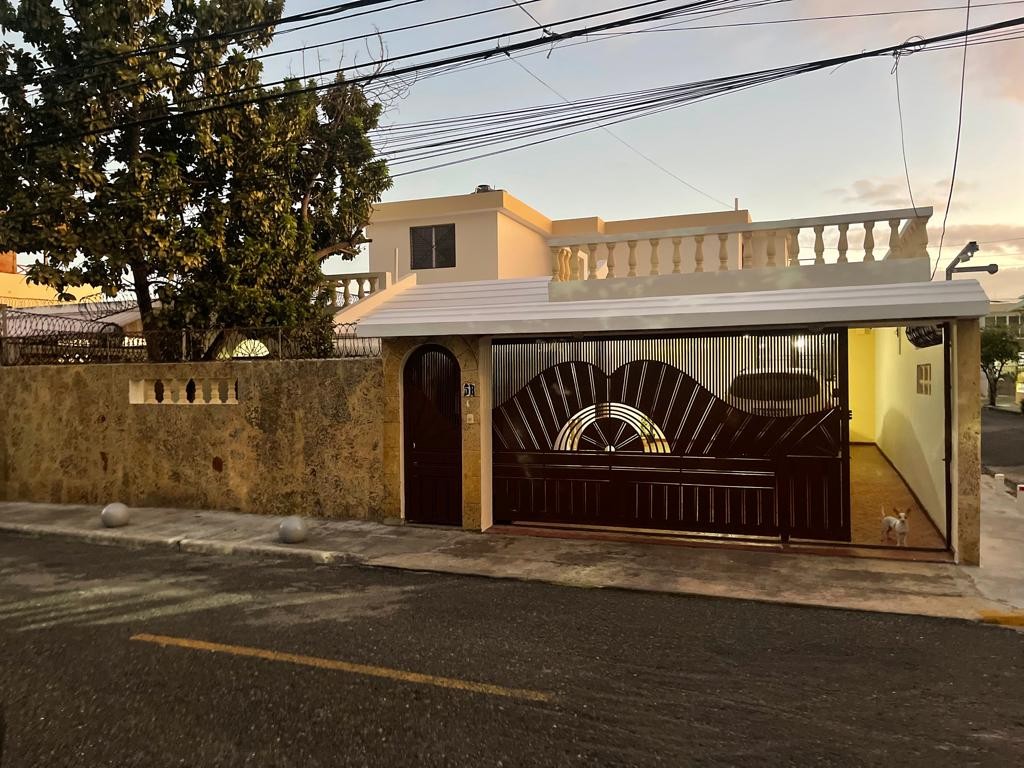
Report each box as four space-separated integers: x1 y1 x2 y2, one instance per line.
987 371 1000 407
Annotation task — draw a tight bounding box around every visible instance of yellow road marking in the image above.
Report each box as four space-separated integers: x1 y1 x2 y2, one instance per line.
131 633 552 703
979 611 1024 627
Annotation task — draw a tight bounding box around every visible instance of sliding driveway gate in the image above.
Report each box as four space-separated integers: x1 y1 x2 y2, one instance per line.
492 331 851 542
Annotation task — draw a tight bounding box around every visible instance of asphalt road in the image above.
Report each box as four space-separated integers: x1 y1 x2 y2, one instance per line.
982 407 1024 477
1 537 1022 767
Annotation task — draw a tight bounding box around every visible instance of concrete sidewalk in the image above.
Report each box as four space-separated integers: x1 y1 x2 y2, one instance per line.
1 477 1022 626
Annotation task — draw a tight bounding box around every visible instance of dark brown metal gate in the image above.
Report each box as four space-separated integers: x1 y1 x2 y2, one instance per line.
404 345 462 526
492 331 851 542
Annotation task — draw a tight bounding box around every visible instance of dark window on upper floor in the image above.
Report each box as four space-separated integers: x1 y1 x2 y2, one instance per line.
410 224 456 269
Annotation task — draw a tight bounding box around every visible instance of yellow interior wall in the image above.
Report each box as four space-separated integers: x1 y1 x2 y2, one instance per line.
873 326 947 536
847 329 876 442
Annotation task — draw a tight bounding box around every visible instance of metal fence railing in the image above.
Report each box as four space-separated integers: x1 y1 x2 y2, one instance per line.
0 309 380 366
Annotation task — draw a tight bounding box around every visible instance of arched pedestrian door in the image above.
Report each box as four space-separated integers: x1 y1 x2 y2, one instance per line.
403 345 462 526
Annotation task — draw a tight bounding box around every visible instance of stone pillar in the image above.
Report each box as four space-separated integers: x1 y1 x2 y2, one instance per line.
380 338 406 524
477 337 493 531
953 319 981 565
452 336 482 530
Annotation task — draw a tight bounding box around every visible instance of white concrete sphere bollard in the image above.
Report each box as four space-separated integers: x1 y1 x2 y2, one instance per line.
100 502 131 528
278 516 309 544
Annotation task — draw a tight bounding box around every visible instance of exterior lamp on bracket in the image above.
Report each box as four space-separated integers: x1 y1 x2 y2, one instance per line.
945 241 997 281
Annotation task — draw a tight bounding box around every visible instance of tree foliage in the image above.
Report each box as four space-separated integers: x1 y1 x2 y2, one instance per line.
0 0 391 355
980 326 1020 407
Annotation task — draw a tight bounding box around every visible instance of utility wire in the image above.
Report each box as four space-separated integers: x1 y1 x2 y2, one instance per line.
934 0 973 278
507 0 729 207
511 0 552 33
28 0 411 81
892 38 924 215
16 0 758 147
21 0 549 105
381 16 1024 176
604 0 1022 33
508 55 731 208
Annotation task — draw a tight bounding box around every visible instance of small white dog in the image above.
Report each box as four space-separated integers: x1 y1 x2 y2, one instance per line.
881 507 911 546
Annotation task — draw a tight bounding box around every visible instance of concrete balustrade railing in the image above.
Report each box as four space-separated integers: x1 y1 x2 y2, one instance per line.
547 208 932 283
324 272 389 307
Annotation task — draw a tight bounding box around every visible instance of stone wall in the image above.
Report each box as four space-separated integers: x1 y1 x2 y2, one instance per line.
0 358 385 519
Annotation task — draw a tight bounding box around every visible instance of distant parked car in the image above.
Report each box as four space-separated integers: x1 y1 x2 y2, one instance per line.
726 367 829 417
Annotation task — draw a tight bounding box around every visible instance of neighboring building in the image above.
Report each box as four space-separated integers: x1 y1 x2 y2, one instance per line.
328 188 987 564
984 297 1024 339
0 251 100 307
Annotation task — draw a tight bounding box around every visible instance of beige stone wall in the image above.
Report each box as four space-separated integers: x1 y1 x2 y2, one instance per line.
0 359 385 519
380 336 487 530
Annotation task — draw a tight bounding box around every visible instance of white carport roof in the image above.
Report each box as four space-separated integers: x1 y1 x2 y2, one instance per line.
355 277 989 337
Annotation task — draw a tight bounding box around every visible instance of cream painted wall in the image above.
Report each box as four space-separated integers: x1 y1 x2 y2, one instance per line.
848 329 876 443
874 326 947 536
496 213 550 279
368 210 500 285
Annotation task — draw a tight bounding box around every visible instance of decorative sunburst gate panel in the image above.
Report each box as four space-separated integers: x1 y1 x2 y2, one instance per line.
492 331 850 541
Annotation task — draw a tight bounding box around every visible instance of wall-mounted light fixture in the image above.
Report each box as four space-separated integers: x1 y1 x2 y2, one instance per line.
945 241 998 281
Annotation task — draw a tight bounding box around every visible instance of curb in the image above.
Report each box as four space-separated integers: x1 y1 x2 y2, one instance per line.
2 520 1022 632
0 522 353 567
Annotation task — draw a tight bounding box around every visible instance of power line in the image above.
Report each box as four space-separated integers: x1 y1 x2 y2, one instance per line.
933 0 972 279
892 39 924 215
506 0 729 207
376 17 1024 176
413 1 1023 84
17 0 759 148
29 0 412 82
511 0 552 33
22 1 549 107
507 56 731 208
599 1 1024 33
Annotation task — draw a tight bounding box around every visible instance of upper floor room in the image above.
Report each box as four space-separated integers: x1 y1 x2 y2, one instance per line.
341 186 934 305
364 185 765 286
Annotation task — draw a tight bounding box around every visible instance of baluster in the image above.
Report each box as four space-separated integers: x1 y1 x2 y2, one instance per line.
742 232 753 269
368 275 379 293
837 223 849 264
573 247 589 280
550 246 563 281
813 225 825 265
649 238 660 276
788 228 800 267
888 219 901 259
765 231 777 268
586 243 599 280
605 242 617 279
694 235 705 273
560 248 572 281
863 221 875 262
201 380 213 405
914 216 929 259
717 233 729 272
357 278 367 300
671 237 682 274
342 280 352 307
627 240 638 277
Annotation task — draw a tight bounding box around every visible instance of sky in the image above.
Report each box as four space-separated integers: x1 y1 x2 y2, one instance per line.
264 0 1023 297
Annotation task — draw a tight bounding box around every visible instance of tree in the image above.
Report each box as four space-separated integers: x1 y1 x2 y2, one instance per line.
0 0 390 358
981 327 1020 407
